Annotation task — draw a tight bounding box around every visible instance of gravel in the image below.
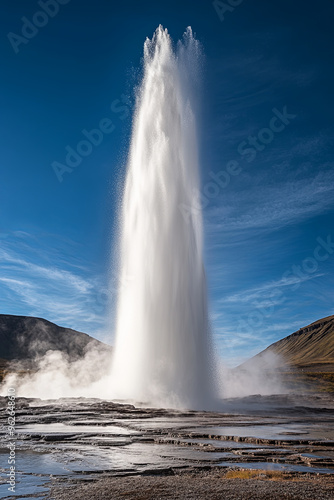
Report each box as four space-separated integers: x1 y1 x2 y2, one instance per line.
49 469 334 500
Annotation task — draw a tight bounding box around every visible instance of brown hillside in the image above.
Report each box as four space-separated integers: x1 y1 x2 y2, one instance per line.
256 315 334 371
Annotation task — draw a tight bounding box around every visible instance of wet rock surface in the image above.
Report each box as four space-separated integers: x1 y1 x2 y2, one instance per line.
1 393 334 498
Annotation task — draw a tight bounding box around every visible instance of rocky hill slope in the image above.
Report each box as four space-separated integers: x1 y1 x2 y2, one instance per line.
0 314 111 364
253 315 334 371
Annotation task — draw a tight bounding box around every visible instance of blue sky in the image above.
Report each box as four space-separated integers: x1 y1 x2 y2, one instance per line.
1 0 334 366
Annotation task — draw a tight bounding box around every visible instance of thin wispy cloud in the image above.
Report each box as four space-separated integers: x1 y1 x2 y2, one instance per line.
0 248 93 294
206 168 334 236
0 233 112 341
222 273 325 304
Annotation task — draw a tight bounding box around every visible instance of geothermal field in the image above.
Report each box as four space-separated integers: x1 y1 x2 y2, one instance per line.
1 394 334 498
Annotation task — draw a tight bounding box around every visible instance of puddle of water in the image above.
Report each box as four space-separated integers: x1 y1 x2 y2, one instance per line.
105 442 224 465
0 474 49 499
16 423 138 435
69 420 120 426
301 453 325 459
0 451 62 498
188 425 314 441
0 441 222 478
79 435 132 446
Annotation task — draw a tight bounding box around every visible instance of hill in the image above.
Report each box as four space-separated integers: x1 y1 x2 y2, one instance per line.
239 315 334 393
251 315 334 372
0 314 111 365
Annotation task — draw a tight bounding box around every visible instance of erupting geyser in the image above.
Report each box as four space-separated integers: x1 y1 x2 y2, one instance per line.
111 26 216 409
